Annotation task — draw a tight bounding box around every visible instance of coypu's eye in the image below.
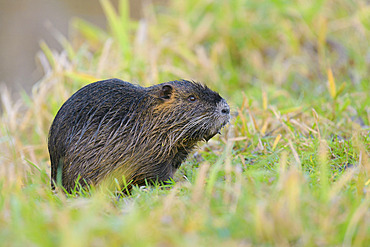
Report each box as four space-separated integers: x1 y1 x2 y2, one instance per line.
188 95 196 102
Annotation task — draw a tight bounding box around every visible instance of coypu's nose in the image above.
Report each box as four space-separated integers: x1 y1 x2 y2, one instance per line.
221 108 230 115
219 99 230 116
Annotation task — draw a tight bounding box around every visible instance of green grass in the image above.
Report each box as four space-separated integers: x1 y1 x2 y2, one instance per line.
1 0 369 246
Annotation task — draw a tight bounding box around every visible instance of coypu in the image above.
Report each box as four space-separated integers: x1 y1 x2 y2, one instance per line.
48 79 230 193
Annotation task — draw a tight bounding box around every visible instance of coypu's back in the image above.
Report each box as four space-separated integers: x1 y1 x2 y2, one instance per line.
48 78 230 192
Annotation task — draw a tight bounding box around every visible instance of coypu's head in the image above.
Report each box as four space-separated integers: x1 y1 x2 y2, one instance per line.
147 80 230 146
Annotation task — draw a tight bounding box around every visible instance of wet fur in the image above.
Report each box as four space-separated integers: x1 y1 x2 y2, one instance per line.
48 79 230 192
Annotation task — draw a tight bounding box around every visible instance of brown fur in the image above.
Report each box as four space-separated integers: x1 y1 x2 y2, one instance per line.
48 79 230 193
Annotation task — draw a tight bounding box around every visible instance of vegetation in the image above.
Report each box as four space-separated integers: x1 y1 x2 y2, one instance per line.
0 0 369 246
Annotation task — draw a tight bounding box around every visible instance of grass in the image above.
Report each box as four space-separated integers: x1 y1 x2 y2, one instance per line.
0 0 369 246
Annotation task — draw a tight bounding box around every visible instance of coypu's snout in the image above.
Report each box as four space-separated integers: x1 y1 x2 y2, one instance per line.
203 98 231 142
218 98 230 117
217 98 231 126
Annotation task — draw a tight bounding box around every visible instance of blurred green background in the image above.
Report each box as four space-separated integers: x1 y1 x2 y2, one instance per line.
0 0 165 95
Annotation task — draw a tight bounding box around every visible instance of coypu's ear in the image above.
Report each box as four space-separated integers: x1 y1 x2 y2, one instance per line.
160 85 173 100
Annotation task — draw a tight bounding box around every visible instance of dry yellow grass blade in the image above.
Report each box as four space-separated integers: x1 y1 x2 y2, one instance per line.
317 16 327 58
312 108 322 139
272 134 282 151
262 91 268 111
327 68 337 99
248 109 259 133
288 139 301 170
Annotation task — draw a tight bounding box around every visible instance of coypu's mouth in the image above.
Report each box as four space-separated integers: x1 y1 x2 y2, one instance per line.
203 132 219 142
200 115 230 142
203 121 228 142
